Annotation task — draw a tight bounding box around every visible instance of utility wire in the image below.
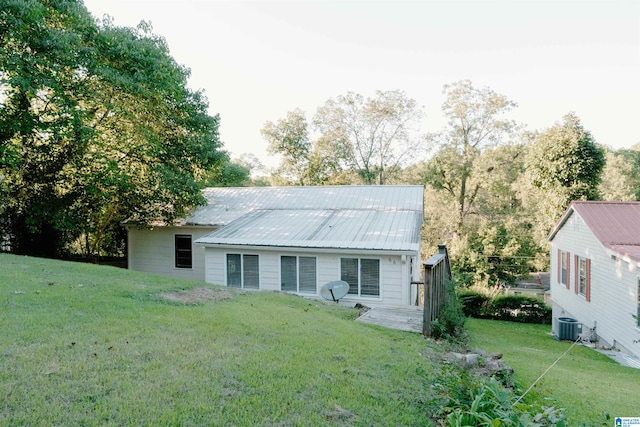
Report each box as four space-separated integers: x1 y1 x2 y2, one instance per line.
513 336 581 406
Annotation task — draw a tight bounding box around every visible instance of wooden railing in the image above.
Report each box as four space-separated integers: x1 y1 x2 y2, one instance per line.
422 244 452 336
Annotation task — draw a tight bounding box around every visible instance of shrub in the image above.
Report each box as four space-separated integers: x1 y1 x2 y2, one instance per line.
490 295 552 324
458 291 552 325
429 366 567 426
459 291 492 318
431 287 467 342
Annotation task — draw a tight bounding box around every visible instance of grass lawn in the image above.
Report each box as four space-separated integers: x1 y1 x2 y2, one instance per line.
467 318 640 424
0 253 437 426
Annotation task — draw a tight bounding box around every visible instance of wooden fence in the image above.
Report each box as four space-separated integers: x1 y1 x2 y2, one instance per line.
422 244 453 336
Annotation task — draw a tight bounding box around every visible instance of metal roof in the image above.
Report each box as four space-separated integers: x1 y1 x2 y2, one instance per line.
192 186 424 253
548 201 640 261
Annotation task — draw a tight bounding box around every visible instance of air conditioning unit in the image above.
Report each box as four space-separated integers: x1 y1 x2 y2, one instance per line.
556 317 581 341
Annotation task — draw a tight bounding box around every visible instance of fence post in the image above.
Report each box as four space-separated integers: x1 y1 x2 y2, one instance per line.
422 266 432 336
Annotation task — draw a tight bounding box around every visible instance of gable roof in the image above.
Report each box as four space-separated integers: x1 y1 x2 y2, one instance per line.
548 201 640 261
193 185 424 253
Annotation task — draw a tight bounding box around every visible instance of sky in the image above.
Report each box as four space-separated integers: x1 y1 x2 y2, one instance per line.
82 0 640 168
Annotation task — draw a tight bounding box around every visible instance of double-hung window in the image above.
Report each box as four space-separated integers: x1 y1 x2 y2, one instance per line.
175 235 192 268
226 254 259 289
340 258 380 297
560 250 569 287
280 256 317 293
578 258 587 296
574 255 591 301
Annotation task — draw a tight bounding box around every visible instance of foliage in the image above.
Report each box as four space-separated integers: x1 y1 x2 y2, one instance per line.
203 152 252 187
467 319 640 424
0 0 224 258
431 281 468 342
450 217 540 288
460 291 551 324
445 376 567 426
523 113 606 239
598 148 639 201
490 295 551 324
261 108 311 185
425 80 518 228
313 90 424 184
459 290 493 318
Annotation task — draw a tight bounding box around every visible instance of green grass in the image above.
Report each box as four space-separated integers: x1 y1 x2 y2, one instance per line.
0 253 436 426
467 318 640 424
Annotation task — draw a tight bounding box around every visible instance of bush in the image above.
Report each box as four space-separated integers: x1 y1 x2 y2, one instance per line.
458 291 551 325
491 295 552 324
459 291 492 318
429 366 567 426
431 288 467 342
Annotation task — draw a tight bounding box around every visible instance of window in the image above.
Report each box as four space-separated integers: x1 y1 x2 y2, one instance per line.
280 256 317 293
578 258 587 296
558 250 570 288
575 255 591 301
226 254 259 289
174 235 192 268
341 258 380 297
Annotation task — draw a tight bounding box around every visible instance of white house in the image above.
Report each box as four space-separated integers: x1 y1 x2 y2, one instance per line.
126 185 425 306
548 201 640 359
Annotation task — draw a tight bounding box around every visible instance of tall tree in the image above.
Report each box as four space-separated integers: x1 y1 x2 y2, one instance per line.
424 80 517 228
598 149 637 201
313 90 423 185
0 1 224 258
522 113 605 248
261 108 311 186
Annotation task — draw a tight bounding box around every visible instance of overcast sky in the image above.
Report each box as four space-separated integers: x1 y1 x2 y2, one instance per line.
82 0 640 167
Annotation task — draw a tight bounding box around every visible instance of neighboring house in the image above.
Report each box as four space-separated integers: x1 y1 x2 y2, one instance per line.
127 185 425 306
548 201 640 359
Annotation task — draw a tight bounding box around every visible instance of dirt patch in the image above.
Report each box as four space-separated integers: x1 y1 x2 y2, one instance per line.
160 287 234 305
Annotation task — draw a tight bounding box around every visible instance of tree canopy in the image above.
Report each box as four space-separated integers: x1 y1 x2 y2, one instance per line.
0 0 224 258
424 80 518 228
523 112 606 232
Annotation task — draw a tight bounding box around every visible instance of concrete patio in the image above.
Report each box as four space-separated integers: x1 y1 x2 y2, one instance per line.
355 306 423 333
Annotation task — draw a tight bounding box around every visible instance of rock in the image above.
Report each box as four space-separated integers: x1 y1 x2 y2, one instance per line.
462 353 479 367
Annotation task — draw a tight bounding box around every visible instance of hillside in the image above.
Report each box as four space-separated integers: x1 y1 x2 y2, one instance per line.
0 254 437 426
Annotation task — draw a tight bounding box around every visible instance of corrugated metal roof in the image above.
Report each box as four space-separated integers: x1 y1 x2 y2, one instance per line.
196 209 422 252
187 185 424 226
192 186 424 253
548 201 640 261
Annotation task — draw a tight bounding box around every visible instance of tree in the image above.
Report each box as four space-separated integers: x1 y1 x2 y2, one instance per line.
523 112 605 234
261 108 311 185
0 1 224 258
313 90 423 185
424 80 518 228
598 149 637 201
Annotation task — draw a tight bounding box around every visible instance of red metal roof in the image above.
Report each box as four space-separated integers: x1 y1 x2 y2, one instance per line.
549 201 640 261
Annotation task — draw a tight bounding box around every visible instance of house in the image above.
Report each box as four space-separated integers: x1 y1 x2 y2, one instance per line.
548 201 640 359
126 185 425 306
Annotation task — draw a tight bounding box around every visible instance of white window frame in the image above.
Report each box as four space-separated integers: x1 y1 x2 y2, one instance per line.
578 257 587 297
340 257 380 298
560 250 568 286
226 253 260 290
280 255 317 294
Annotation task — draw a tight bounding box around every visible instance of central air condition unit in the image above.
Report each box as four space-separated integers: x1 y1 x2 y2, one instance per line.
556 317 581 341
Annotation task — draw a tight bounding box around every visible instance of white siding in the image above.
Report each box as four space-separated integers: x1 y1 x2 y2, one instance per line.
127 226 215 281
550 212 640 358
203 247 411 306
